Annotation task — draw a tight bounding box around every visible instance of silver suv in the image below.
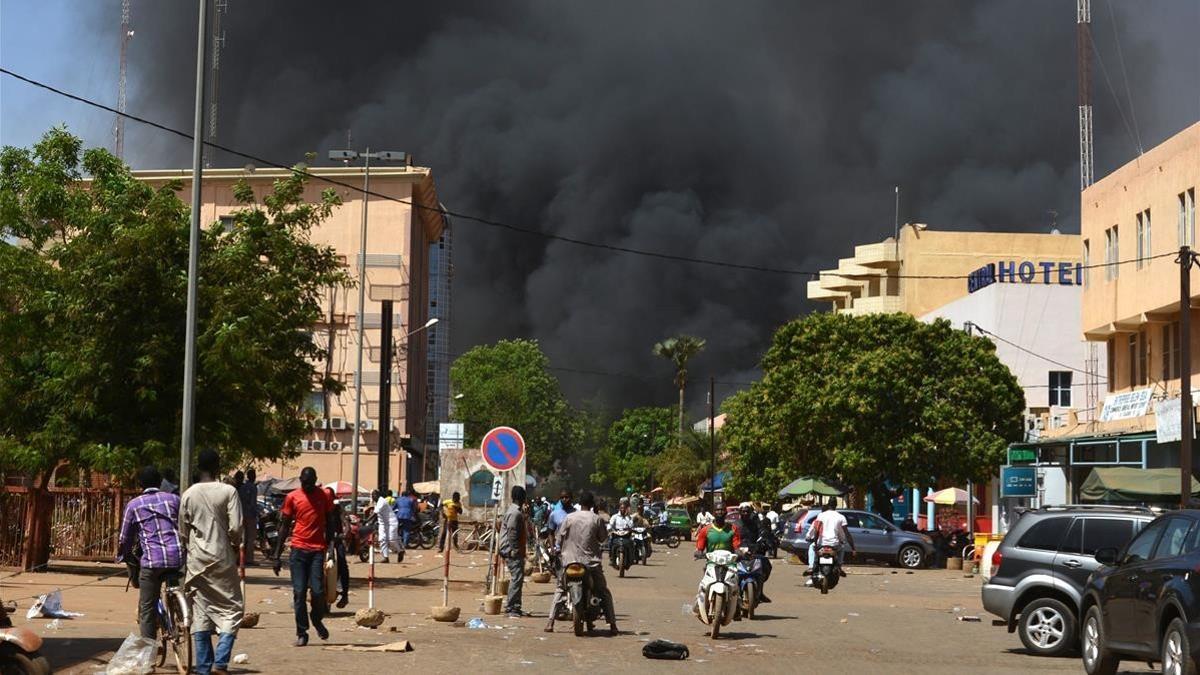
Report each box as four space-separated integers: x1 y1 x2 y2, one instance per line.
981 505 1154 657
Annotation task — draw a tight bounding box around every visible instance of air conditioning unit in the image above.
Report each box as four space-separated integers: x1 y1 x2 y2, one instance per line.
311 440 327 451
359 420 375 431
330 417 347 430
299 440 312 451
329 441 344 451
312 418 328 430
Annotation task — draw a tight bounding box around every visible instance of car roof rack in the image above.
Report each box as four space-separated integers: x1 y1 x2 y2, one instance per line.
1035 504 1160 514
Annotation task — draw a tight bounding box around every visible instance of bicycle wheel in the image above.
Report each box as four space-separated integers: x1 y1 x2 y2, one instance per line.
165 590 192 675
453 527 479 553
420 524 437 549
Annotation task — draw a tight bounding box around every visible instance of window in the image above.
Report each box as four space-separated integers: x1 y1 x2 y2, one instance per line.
1153 518 1195 560
306 391 325 416
1122 518 1167 564
1181 188 1197 248
1139 329 1148 386
1106 337 1116 393
1104 225 1120 280
859 514 891 531
1048 371 1072 407
1017 516 1073 551
1164 322 1181 380
1082 239 1090 287
1135 210 1151 268
1128 333 1138 387
1060 518 1135 556
469 469 496 507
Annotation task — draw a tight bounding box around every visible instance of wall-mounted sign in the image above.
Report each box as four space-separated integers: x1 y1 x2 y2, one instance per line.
1155 397 1199 444
1008 448 1038 464
967 261 1083 294
438 423 464 451
1001 465 1037 498
1099 389 1153 422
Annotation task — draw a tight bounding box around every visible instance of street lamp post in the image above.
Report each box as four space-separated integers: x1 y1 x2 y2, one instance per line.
393 317 439 490
328 148 407 510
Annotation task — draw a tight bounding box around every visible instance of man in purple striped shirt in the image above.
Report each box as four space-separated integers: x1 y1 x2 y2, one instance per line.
118 465 184 639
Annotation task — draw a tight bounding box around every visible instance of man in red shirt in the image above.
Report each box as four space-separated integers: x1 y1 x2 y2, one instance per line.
272 467 333 646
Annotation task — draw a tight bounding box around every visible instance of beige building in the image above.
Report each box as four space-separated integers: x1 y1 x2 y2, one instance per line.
1076 120 1200 435
136 165 445 491
807 227 1081 318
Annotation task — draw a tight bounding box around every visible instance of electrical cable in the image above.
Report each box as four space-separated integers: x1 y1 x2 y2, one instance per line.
971 324 1106 380
0 66 1175 281
1103 0 1143 154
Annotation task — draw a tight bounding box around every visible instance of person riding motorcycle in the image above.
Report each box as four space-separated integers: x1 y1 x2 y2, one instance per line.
545 491 618 635
738 504 761 547
806 500 856 587
695 511 741 555
607 500 636 567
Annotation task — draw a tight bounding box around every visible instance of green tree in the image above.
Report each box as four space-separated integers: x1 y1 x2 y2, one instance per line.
591 406 673 492
723 313 1024 502
652 334 706 437
450 339 581 474
0 128 348 483
652 430 716 498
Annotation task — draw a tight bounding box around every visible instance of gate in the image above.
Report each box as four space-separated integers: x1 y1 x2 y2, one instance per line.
48 488 137 562
0 488 31 568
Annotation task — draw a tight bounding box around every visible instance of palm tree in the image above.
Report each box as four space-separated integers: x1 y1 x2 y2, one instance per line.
652 335 706 437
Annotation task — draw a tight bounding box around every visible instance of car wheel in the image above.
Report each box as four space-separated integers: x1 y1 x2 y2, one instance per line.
1163 617 1199 675
1081 605 1119 675
1017 597 1075 657
898 544 924 569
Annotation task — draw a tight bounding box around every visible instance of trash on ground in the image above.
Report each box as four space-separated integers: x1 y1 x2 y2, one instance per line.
839 618 849 623
45 619 61 630
951 605 963 612
232 653 250 664
847 612 859 617
466 617 493 629
355 608 386 628
643 639 689 660
958 615 982 622
104 633 157 675
239 612 260 628
26 590 84 619
323 640 414 653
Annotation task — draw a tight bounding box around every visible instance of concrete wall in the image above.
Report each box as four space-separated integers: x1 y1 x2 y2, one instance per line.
437 447 526 524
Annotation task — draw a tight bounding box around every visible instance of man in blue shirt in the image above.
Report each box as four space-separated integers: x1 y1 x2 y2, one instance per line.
393 489 417 548
548 489 574 532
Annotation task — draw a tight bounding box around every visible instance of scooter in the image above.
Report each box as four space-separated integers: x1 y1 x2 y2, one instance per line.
563 562 606 636
0 595 50 674
610 529 635 577
694 549 739 639
632 527 651 564
736 551 769 619
812 544 843 595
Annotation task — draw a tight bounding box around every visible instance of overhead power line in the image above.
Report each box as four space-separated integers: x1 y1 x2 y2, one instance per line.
971 324 1106 380
0 66 1175 280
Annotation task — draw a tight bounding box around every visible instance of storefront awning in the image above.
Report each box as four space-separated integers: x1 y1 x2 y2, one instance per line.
1080 467 1200 503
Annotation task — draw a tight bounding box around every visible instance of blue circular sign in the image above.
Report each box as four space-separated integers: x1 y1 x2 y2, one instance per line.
481 426 525 472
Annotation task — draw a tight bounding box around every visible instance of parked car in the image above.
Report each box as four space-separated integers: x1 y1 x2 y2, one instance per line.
1080 510 1200 674
778 508 933 569
665 507 692 540
982 505 1154 657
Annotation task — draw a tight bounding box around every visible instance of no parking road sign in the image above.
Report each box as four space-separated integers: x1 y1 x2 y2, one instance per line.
481 426 525 473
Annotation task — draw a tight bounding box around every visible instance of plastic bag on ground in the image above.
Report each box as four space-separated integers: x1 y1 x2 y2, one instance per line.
26 589 85 619
104 633 158 675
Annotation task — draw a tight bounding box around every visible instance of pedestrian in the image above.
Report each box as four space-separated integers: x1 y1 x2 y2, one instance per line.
374 489 401 563
273 467 333 646
117 465 183 641
160 466 180 495
500 485 529 618
179 449 244 675
547 489 573 533
235 468 259 565
394 488 417 549
439 491 462 552
324 487 351 608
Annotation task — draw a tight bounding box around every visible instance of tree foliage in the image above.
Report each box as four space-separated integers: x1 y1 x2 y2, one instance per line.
0 128 348 479
652 334 706 435
449 338 582 475
723 312 1024 501
591 406 673 492
652 430 716 498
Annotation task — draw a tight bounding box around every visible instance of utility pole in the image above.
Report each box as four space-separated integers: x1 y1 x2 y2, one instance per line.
180 0 210 491
378 299 394 494
115 0 132 159
708 377 716 513
1077 0 1094 190
1181 246 1196 508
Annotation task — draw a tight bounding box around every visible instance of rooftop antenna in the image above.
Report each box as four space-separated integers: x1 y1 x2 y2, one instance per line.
114 0 133 159
204 0 228 168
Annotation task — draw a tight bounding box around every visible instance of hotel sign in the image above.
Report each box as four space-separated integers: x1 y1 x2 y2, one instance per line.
1099 389 1153 422
967 261 1083 294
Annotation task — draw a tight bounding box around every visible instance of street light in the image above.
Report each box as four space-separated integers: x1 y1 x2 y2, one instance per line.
329 148 407 511
390 317 439 486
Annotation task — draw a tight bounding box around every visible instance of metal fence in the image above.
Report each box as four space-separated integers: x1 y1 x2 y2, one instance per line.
0 488 30 568
47 488 137 562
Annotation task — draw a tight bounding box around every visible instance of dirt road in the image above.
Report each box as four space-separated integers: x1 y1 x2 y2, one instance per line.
2 546 1151 673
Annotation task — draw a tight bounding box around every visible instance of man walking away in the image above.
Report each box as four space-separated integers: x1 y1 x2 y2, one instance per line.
324 487 351 608
439 492 462 552
179 449 244 675
394 489 417 549
118 466 183 640
374 489 400 563
238 468 259 565
274 467 333 646
546 491 617 635
500 486 529 618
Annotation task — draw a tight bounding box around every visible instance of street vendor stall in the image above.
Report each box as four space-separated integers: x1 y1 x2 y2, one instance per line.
777 476 847 499
1080 467 1200 505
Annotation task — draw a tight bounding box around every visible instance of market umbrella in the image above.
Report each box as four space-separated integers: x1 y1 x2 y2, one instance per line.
412 480 440 495
667 495 700 506
254 477 282 496
325 480 369 497
776 476 847 498
922 487 979 505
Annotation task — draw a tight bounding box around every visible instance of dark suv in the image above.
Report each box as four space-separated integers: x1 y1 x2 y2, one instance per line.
1080 510 1200 674
982 505 1154 657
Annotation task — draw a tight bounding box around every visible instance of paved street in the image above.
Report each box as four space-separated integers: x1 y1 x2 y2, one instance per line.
3 548 1155 673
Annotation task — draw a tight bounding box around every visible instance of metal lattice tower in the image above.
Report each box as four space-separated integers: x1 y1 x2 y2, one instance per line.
205 0 228 168
1077 0 1094 190
114 0 132 159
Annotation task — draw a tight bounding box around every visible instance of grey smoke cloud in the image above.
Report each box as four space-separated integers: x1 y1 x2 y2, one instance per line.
114 0 1198 414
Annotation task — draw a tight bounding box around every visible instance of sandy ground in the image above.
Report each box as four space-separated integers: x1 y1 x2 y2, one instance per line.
2 546 1154 674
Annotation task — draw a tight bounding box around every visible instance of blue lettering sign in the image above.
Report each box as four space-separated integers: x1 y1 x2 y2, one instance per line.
1018 261 1035 283
1039 261 1055 284
1058 262 1073 285
998 260 1017 283
967 260 1084 293
1001 465 1037 498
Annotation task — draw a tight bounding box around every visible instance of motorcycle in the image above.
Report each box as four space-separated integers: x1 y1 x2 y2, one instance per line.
736 551 769 619
812 543 843 594
563 562 606 636
610 529 635 577
631 527 651 565
256 500 282 558
650 523 681 548
1 594 49 674
694 549 739 639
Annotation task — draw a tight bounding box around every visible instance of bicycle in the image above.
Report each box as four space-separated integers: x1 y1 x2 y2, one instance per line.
155 573 192 675
452 521 496 553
